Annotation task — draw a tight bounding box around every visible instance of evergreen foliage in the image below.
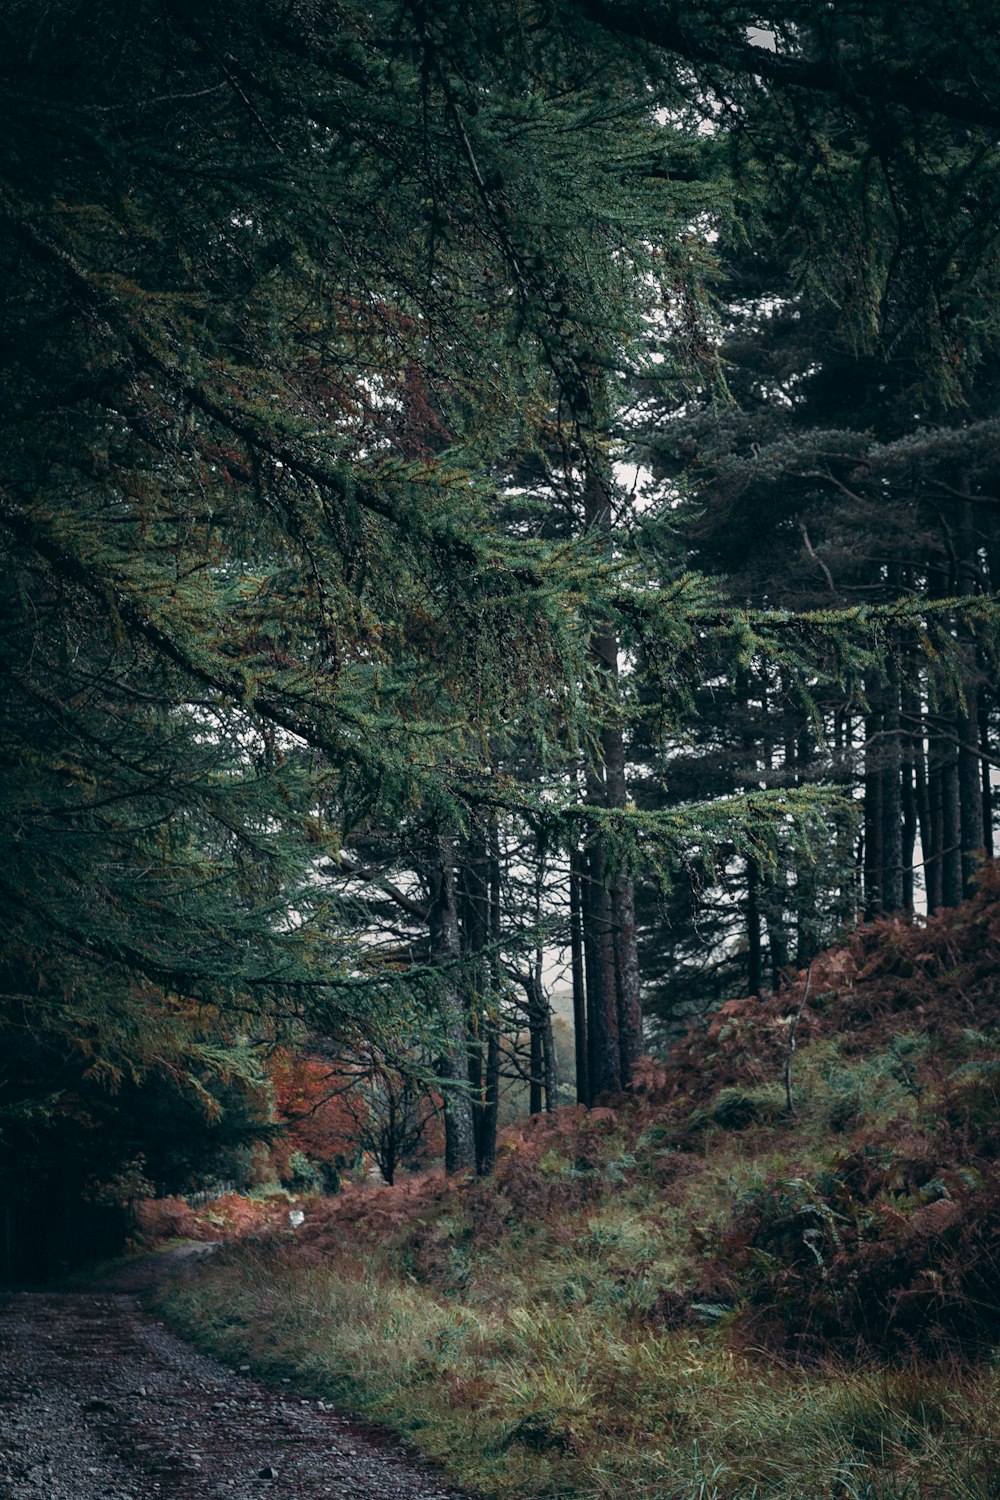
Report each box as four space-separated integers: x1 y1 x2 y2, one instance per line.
3 0 1000 1235
612 0 1000 1032
0 0 723 1217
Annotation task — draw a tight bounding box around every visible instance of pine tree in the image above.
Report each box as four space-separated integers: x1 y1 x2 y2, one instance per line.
6 0 999 1235
615 0 1000 1022
0 0 727 1202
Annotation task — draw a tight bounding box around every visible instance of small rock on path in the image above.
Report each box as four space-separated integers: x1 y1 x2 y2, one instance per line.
0 1279 468 1499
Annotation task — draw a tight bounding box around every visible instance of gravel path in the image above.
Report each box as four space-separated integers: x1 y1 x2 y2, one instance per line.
0 1258 468 1500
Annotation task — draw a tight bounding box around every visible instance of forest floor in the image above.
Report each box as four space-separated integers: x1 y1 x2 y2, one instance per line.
0 1249 467 1500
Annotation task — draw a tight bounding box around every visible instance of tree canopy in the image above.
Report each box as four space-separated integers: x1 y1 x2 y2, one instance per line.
3 0 1000 1246
1 0 716 1207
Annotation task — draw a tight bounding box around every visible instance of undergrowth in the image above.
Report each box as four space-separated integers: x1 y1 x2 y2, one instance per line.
158 869 1000 1499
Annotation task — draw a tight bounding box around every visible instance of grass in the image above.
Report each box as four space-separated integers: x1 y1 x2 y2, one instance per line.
158 1180 1000 1499
156 886 1000 1498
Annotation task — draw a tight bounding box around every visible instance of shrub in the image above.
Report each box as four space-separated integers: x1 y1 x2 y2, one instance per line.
283 1149 324 1195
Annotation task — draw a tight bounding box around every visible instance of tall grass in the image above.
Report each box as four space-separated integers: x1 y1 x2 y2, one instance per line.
161 1235 1000 1499
158 1014 1000 1498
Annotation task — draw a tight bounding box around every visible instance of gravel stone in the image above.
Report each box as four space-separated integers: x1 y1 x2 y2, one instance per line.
0 1278 469 1500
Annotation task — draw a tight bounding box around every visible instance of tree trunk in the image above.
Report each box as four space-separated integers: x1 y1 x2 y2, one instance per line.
980 695 995 860
476 819 502 1176
383 1094 397 1187
914 722 937 913
524 971 558 1115
832 708 858 929
581 453 639 1091
460 829 487 1163
881 661 904 914
540 983 558 1113
479 1021 500 1176
794 723 819 963
747 856 762 998
460 819 497 1175
429 844 475 1173
863 675 885 918
958 690 983 896
956 499 983 897
569 846 590 1104
901 756 916 915
739 669 763 996
581 826 621 1096
940 740 964 907
603 721 642 1079
528 983 543 1117
764 872 789 990
926 723 946 913
902 656 925 915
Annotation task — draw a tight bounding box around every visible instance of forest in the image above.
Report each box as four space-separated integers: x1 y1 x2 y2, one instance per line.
2 1 1000 1491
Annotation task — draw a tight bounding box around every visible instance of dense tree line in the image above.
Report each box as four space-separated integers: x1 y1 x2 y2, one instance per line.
623 2 1000 1037
2 1 999 1254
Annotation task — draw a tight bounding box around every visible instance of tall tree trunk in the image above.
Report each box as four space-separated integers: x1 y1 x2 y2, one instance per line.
569 846 590 1104
582 826 621 1096
831 708 857 930
536 966 560 1110
901 756 916 915
524 971 558 1114
863 672 885 918
759 668 788 985
956 498 984 897
958 691 983 896
568 398 640 1093
476 820 502 1176
881 659 904 914
914 720 937 913
794 723 819 964
603 720 642 1079
747 856 762 998
525 843 558 1114
902 652 925 915
528 980 543 1117
581 452 630 1094
383 1095 397 1187
764 873 789 990
984 515 999 861
940 737 964 907
980 694 995 860
460 825 488 1165
540 982 558 1113
429 843 475 1173
479 1022 500 1175
926 715 946 913
461 816 500 1175
738 668 762 996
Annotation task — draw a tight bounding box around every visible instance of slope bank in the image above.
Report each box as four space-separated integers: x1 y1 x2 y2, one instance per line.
160 868 1000 1498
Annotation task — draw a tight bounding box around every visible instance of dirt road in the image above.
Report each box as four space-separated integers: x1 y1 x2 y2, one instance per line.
0 1257 466 1500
